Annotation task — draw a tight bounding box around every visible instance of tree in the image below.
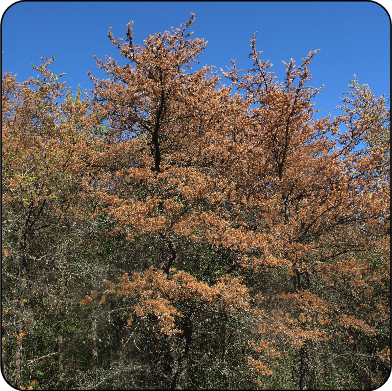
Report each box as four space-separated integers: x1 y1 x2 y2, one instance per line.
84 14 256 389
218 35 390 389
2 14 389 390
83 15 390 389
2 56 112 389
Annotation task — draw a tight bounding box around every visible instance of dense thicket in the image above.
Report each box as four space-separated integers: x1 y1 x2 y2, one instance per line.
2 15 390 390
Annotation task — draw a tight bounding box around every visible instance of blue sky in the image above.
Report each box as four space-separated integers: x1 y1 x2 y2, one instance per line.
1 1 390 119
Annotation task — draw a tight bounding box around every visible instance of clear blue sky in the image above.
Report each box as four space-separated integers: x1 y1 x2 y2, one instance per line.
1 1 390 118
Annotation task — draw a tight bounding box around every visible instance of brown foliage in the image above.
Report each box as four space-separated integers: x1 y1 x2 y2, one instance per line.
78 14 390 389
3 14 389 390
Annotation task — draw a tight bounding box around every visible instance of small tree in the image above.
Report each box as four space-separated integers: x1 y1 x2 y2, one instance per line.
84 16 389 389
2 57 108 389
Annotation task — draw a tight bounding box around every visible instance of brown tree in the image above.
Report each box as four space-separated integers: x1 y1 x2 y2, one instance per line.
3 14 389 390
2 56 111 389
219 37 390 389
82 15 389 389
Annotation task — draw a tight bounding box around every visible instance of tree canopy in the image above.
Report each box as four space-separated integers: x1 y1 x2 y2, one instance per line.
2 14 390 390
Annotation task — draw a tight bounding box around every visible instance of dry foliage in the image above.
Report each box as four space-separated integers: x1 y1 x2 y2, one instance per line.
2 14 389 390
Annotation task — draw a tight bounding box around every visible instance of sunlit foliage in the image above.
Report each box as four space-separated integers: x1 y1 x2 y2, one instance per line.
2 14 389 390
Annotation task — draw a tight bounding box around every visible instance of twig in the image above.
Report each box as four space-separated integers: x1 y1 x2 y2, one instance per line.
27 352 58 364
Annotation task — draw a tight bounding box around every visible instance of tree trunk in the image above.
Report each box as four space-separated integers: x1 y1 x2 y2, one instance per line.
169 312 194 389
14 327 23 389
298 344 308 390
14 241 27 389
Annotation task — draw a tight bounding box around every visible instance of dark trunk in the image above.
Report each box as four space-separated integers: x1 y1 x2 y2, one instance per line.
298 344 308 390
170 312 194 390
